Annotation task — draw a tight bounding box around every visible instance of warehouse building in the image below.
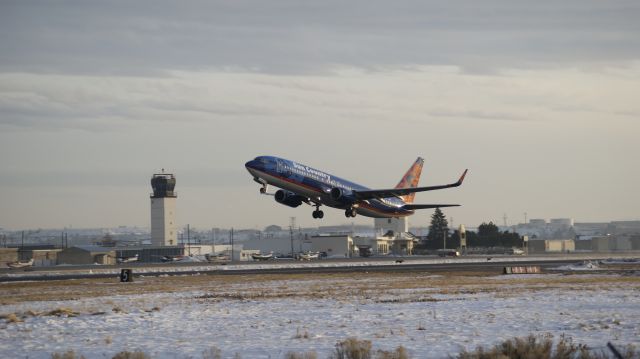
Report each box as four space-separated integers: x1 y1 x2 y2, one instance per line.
0 248 18 267
116 246 184 262
30 248 62 267
309 235 354 258
578 235 640 252
528 239 575 254
58 246 116 265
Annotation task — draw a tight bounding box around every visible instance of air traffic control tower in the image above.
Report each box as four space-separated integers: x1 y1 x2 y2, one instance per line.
150 171 177 246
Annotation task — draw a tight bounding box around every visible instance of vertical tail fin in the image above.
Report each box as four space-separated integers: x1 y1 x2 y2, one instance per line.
395 157 424 204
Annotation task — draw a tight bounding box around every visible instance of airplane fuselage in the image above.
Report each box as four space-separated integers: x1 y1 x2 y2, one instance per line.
245 156 414 218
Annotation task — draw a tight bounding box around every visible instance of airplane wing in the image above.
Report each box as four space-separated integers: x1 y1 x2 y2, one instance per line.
402 204 460 210
353 169 467 200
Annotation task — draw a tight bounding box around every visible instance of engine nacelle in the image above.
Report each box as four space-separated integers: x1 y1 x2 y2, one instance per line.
274 189 304 208
330 187 354 202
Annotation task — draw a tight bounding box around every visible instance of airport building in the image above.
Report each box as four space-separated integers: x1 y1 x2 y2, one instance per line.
58 245 117 265
373 217 415 255
25 247 61 267
375 217 408 236
172 244 259 261
243 236 310 256
528 234 640 253
550 218 574 227
0 248 18 267
150 171 177 246
308 235 354 258
515 218 576 240
528 239 575 254
576 235 640 252
115 246 183 262
305 217 416 258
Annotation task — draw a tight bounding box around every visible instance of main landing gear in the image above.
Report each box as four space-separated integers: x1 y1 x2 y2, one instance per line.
312 204 324 219
345 207 357 218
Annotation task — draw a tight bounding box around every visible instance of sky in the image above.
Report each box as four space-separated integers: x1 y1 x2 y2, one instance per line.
1 1 639 231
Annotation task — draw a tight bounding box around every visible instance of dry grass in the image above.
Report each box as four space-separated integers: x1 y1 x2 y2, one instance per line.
2 313 22 323
45 336 639 359
112 351 151 359
46 308 79 317
294 327 311 339
202 347 222 359
329 338 410 359
285 352 318 359
1 307 79 323
375 346 409 359
51 350 85 359
456 334 640 359
331 337 372 359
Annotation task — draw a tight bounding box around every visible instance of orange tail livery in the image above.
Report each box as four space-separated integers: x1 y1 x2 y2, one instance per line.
395 157 425 204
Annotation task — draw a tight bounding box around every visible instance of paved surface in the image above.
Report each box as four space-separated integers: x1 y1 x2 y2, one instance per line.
2 254 634 282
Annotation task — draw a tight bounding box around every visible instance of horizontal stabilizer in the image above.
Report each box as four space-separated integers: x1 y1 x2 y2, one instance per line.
402 204 460 210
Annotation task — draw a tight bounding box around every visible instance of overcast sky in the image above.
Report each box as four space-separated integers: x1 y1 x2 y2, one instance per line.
1 1 639 231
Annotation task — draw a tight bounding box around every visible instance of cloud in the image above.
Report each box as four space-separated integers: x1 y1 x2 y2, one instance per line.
1 1 638 76
2 63 639 133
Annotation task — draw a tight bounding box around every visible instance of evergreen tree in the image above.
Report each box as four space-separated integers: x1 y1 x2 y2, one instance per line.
427 208 449 242
478 222 499 237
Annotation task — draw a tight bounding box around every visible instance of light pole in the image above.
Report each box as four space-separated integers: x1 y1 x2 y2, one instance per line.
230 228 234 261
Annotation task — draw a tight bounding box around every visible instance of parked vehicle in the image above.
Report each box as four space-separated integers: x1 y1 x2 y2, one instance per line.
437 249 460 257
358 246 372 257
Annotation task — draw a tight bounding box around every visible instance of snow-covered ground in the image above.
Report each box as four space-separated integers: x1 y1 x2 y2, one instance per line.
1 273 638 358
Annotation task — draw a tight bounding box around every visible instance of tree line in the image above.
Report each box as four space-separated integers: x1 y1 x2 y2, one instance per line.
416 208 524 250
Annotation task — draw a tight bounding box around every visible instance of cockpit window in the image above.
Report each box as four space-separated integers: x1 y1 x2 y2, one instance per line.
255 157 268 164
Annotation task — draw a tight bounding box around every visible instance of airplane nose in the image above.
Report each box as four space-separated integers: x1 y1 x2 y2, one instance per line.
245 160 262 175
245 160 258 170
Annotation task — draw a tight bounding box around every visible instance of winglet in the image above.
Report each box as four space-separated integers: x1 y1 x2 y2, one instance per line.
456 169 468 186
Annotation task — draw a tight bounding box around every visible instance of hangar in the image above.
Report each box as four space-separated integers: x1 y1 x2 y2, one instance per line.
308 235 354 258
0 248 18 267
58 246 116 265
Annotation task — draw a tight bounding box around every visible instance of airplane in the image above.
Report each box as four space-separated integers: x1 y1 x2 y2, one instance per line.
7 258 34 269
245 156 467 219
160 255 186 262
298 251 320 261
251 252 274 261
117 254 139 264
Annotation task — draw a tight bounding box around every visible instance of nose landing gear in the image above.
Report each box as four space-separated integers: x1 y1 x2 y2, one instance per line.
253 177 269 194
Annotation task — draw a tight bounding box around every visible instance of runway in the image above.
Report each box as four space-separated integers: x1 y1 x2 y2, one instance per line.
2 254 635 282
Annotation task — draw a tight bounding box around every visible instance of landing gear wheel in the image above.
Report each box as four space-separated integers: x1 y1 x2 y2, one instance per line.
259 185 267 194
345 208 357 218
312 203 324 219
